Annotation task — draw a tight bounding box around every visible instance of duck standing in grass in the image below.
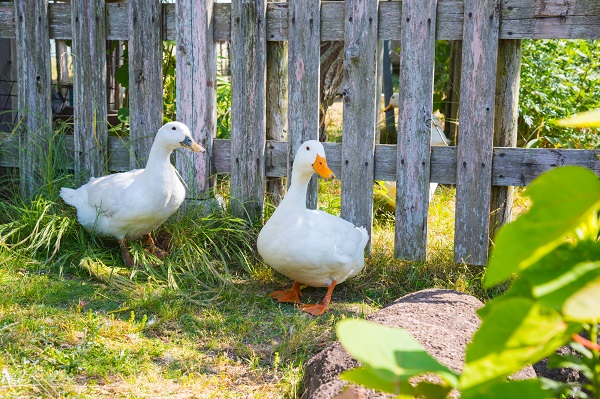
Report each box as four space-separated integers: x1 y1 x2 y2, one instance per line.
258 140 369 316
60 121 205 267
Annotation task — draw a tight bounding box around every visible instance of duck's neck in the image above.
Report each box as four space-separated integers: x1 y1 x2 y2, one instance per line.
142 144 174 177
280 168 314 209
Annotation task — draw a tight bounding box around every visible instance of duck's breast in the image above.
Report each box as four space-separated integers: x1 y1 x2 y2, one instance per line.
258 209 368 287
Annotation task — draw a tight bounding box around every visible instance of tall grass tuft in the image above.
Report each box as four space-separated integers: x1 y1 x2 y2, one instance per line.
1 117 259 301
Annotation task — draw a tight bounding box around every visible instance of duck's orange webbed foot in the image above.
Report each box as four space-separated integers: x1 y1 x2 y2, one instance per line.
299 281 337 316
299 303 329 316
142 233 169 260
270 281 303 304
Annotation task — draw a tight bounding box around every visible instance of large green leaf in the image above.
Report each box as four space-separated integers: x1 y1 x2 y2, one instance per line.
336 319 458 395
461 379 555 399
485 166 600 287
562 275 600 321
460 297 577 389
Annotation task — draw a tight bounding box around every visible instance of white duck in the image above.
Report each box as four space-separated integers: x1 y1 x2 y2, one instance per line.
60 121 205 266
382 93 450 205
257 140 369 316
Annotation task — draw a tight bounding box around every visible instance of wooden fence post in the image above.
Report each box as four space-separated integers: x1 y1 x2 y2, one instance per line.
490 39 522 240
128 0 163 169
287 0 320 209
0 38 16 133
14 0 52 197
394 0 437 261
72 0 108 181
382 40 396 142
444 41 462 144
230 0 267 222
454 0 500 265
176 0 216 199
341 0 379 251
265 19 288 206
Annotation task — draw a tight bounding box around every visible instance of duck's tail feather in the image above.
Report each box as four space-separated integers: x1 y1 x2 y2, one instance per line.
356 226 369 250
60 187 83 208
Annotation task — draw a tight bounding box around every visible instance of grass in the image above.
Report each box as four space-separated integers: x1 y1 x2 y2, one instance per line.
0 116 514 398
0 173 514 398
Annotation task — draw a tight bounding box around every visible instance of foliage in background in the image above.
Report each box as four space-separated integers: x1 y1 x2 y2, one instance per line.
338 165 600 399
216 66 232 139
519 39 600 148
113 41 178 132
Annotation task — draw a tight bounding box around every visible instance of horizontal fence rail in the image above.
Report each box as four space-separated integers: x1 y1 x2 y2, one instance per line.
1 1 600 40
2 138 600 187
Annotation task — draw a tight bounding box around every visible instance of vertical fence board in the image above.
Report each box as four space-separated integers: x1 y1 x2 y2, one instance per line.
382 40 396 141
287 0 320 209
71 0 108 181
341 0 378 249
230 0 267 222
176 0 216 198
14 0 52 197
454 0 500 265
394 0 437 261
265 38 288 205
489 39 521 241
128 0 163 168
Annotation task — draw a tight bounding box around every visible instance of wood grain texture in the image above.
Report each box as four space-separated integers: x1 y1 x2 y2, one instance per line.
175 0 216 199
394 0 437 261
265 39 288 205
128 0 163 169
229 0 267 222
489 39 521 241
341 0 378 248
71 0 108 182
3 1 600 40
454 0 500 266
287 0 320 209
14 0 52 197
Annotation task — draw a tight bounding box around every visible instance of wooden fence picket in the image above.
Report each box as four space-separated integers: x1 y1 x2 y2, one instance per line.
489 39 522 241
229 0 267 222
175 0 216 199
341 0 379 250
394 0 438 262
71 0 108 182
454 0 500 265
14 0 52 197
128 0 163 169
287 0 321 209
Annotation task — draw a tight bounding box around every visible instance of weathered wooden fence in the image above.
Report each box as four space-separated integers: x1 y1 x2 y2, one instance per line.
0 0 599 266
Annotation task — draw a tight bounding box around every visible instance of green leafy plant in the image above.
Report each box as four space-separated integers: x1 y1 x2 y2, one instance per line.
338 165 600 398
519 40 600 148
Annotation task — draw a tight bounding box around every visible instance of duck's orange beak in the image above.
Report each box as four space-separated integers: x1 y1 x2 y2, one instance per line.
383 104 394 112
313 154 336 179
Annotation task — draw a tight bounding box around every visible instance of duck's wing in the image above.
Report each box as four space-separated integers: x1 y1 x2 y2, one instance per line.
83 169 143 217
304 210 369 263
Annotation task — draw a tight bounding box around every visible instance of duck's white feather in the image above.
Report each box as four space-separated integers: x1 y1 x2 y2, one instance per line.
257 140 369 288
60 122 203 241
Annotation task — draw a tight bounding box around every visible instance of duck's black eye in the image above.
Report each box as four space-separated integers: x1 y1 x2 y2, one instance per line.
306 146 310 151
172 126 176 130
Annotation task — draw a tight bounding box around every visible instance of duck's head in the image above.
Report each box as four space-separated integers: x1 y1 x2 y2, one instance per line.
155 122 206 153
294 140 336 179
383 93 399 112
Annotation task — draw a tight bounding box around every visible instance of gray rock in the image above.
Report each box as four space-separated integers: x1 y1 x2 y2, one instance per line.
302 289 537 399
